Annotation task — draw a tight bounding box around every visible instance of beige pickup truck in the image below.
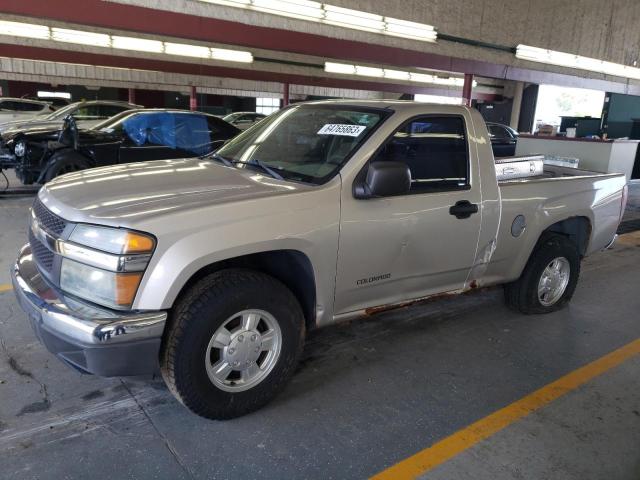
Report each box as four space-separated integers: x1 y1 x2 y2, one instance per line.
12 101 628 419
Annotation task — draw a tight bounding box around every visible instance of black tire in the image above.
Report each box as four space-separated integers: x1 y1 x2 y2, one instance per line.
43 152 90 182
161 269 305 420
504 234 580 314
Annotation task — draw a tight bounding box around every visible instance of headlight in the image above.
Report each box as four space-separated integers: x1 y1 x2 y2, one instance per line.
61 259 143 309
58 225 156 309
69 225 155 254
14 139 26 158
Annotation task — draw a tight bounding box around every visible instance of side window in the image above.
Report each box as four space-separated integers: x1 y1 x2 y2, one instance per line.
20 102 46 112
174 114 214 155
372 116 469 193
206 117 227 140
0 101 19 111
489 125 510 139
98 105 129 118
73 105 102 119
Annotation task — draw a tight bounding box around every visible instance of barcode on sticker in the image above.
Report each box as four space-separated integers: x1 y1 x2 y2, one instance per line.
317 124 366 137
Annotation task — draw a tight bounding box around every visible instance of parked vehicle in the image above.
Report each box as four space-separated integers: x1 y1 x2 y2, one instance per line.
222 111 267 130
1 108 240 184
487 122 519 157
0 100 141 134
0 97 53 124
23 96 71 109
12 101 627 419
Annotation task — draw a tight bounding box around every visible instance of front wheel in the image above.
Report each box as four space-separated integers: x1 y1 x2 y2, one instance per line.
504 234 580 314
161 269 305 419
43 152 90 182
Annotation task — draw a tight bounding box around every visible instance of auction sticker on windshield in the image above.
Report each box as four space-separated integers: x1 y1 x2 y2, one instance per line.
317 124 367 137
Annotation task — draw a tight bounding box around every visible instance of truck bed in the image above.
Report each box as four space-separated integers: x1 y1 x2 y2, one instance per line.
498 164 618 184
496 154 618 184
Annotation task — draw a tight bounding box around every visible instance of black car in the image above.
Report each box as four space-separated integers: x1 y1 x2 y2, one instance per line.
2 109 240 184
487 122 519 157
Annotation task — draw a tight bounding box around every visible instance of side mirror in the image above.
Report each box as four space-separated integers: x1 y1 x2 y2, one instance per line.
354 161 411 199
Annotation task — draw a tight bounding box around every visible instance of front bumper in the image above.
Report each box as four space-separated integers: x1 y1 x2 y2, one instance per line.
12 244 167 376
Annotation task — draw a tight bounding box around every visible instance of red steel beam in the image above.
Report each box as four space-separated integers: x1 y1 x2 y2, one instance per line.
190 85 197 110
0 43 499 100
0 0 638 95
462 74 473 106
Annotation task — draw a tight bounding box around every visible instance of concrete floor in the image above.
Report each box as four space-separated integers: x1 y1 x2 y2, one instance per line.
1 185 640 479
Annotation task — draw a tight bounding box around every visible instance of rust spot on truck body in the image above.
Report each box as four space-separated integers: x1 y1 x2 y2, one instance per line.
363 281 486 317
364 291 460 316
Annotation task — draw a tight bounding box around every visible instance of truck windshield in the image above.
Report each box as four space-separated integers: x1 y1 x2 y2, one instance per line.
215 104 387 184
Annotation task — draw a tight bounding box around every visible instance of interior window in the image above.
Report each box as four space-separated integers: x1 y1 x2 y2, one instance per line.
489 125 510 139
372 116 469 193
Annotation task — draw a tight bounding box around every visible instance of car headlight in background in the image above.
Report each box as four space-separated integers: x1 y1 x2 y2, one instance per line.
58 225 156 310
14 139 26 157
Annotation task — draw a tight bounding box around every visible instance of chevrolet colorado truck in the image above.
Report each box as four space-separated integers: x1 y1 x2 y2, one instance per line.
12 101 628 419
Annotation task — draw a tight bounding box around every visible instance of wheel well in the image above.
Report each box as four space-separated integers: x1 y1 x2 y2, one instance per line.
38 149 92 183
541 216 591 257
176 250 317 330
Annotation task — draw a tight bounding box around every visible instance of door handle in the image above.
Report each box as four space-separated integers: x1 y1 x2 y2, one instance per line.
449 200 479 219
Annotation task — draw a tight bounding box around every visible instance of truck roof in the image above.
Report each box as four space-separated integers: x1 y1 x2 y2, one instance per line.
299 99 473 113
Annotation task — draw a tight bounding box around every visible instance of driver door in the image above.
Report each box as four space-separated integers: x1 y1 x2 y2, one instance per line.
334 115 482 315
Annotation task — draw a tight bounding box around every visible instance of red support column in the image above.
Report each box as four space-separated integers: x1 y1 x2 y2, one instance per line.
462 74 474 106
128 88 135 104
190 85 197 111
283 83 290 107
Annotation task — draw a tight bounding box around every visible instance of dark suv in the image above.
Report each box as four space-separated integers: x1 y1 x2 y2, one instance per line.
2 109 240 184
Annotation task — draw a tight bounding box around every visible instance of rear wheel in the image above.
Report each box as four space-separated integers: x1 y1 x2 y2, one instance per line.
161 269 305 419
504 234 580 314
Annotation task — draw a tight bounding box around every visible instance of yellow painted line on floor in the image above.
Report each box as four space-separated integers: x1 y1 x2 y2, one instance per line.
0 283 12 293
371 337 640 480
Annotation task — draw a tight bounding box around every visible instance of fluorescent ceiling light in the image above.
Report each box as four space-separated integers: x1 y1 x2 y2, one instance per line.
112 36 164 53
197 0 437 42
325 62 474 87
38 91 72 99
164 42 210 58
324 5 385 32
52 27 111 47
385 18 437 42
211 47 253 63
325 62 356 75
251 0 323 20
355 65 385 78
383 69 411 81
0 19 253 64
516 44 640 81
0 20 49 39
200 0 251 5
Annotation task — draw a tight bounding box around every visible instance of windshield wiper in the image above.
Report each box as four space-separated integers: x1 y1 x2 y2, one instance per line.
204 152 233 166
233 159 284 180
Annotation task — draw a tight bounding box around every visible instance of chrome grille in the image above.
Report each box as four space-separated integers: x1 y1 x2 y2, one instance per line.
29 228 54 273
32 198 67 236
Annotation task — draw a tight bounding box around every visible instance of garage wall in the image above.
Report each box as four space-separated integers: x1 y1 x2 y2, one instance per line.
329 0 640 67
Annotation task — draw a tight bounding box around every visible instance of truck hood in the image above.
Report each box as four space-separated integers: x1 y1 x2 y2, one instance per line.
39 157 310 225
